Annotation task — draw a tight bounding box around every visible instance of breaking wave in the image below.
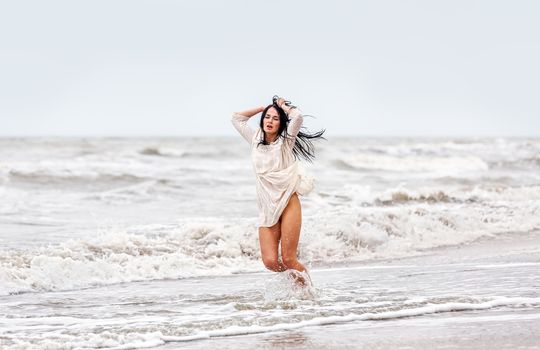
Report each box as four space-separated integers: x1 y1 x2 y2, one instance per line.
2 193 539 296
335 154 489 173
138 147 235 159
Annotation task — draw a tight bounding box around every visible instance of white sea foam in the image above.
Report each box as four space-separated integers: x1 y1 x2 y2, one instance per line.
157 296 540 342
5 329 167 350
2 188 539 296
336 154 489 173
262 270 318 301
0 222 261 295
3 294 538 350
372 184 540 204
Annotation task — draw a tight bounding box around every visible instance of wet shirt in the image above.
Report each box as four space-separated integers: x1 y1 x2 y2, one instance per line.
231 109 313 227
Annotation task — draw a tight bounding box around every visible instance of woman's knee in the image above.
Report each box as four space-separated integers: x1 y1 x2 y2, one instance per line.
281 254 298 269
262 255 281 271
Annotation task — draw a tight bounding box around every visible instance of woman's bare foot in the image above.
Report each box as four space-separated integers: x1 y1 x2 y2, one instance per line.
287 269 312 287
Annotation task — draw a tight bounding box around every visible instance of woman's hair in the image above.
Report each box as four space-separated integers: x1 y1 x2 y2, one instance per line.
257 102 326 163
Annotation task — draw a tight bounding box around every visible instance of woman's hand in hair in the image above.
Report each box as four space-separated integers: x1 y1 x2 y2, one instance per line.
275 97 286 108
275 97 294 113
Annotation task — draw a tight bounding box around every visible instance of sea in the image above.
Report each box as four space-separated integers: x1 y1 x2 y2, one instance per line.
1 137 539 349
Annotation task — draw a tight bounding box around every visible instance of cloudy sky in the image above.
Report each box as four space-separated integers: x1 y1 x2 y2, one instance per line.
1 0 539 137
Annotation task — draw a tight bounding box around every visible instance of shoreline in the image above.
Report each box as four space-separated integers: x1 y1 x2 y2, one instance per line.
150 229 540 350
1 229 538 349
156 309 540 350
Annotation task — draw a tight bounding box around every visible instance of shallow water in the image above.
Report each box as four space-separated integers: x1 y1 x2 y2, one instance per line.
1 137 540 348
2 137 540 295
2 237 539 349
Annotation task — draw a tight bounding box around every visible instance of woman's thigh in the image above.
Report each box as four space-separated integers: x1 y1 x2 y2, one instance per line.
258 219 281 260
280 192 302 258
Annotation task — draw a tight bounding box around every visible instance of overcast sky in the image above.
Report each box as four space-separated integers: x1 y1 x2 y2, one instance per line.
1 0 539 137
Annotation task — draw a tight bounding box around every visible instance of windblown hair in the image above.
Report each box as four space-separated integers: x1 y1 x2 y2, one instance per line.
257 102 326 163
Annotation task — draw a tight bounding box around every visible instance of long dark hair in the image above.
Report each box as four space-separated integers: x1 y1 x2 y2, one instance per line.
257 99 326 163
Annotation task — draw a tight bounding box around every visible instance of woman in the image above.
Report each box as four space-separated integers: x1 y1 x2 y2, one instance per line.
231 95 325 284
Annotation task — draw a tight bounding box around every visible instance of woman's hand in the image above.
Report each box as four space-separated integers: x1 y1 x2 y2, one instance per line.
273 95 297 114
275 97 295 114
273 96 285 108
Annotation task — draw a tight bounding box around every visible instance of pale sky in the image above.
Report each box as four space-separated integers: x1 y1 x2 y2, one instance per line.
1 0 539 137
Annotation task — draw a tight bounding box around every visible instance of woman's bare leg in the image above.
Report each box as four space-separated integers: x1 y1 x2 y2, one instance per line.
259 219 287 272
280 192 306 273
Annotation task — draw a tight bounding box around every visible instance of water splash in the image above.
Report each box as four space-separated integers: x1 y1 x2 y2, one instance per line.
263 270 319 302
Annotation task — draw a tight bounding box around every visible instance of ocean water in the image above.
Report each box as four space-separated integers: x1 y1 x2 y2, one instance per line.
1 137 539 349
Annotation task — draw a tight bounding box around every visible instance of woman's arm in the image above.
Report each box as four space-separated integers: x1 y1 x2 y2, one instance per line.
276 98 304 140
231 106 264 144
286 108 303 139
236 106 265 118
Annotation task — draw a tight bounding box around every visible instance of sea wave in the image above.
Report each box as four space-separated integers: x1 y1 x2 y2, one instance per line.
316 184 540 206
7 169 149 187
2 195 539 296
377 185 540 205
335 154 489 173
139 146 185 157
3 296 539 349
160 296 540 343
138 146 236 159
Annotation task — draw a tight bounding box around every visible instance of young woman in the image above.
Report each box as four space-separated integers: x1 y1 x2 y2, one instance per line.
231 96 325 283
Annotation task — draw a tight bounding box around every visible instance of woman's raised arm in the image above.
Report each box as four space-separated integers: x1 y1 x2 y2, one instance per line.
275 97 304 146
284 108 303 139
231 106 264 144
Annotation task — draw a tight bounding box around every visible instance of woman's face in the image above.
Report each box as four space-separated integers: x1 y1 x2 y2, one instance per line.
263 107 280 135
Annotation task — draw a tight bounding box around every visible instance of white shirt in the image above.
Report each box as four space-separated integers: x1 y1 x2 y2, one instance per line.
231 109 314 227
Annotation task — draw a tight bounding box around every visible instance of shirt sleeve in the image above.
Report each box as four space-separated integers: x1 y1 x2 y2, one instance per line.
231 112 255 144
284 108 304 147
